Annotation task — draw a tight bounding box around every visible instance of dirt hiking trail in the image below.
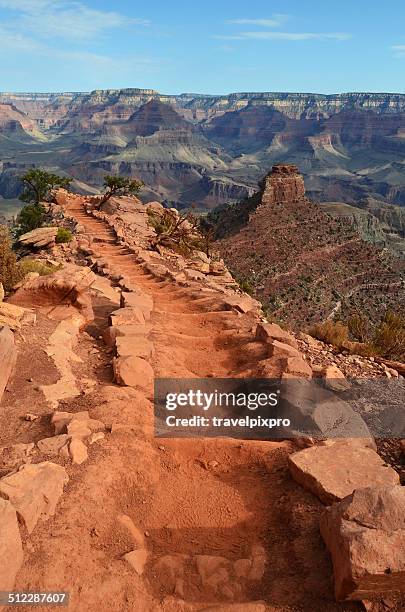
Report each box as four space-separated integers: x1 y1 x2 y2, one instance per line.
0 195 361 612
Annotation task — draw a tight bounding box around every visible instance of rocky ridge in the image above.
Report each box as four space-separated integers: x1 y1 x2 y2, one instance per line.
213 165 405 328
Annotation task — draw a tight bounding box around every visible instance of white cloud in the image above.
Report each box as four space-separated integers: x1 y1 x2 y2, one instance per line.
242 31 351 41
392 44 405 57
214 31 351 42
226 15 289 28
218 13 351 43
0 0 149 42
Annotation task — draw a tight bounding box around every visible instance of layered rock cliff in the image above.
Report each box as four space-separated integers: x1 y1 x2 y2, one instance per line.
2 89 405 215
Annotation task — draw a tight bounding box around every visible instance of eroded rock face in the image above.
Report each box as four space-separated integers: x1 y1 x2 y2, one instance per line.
0 326 17 404
320 485 405 601
0 498 23 591
261 164 305 206
289 441 399 505
9 266 95 324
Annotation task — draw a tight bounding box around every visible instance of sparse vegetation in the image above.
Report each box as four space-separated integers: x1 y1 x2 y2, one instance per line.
231 272 255 296
18 258 61 277
309 319 349 349
16 169 72 236
99 175 144 206
148 208 204 255
19 168 72 206
310 310 405 361
56 227 73 244
16 202 46 235
372 311 405 360
0 225 21 292
348 313 372 342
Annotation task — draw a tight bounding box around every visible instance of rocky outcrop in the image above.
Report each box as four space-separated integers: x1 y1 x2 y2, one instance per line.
18 226 58 249
260 164 306 205
320 485 405 601
9 265 95 324
214 166 405 328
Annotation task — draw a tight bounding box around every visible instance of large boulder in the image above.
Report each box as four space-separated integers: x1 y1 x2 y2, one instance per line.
0 326 17 404
0 462 68 533
289 441 399 505
0 498 23 591
18 226 58 249
320 485 405 601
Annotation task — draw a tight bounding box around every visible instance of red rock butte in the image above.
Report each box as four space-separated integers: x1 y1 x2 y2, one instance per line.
261 164 306 206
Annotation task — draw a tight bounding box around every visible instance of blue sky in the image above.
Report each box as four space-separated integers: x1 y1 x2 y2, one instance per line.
0 0 404 94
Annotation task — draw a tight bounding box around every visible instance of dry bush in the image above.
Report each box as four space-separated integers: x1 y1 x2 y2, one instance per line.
149 209 204 255
18 258 61 277
348 313 372 342
309 319 349 349
372 311 405 360
0 225 22 292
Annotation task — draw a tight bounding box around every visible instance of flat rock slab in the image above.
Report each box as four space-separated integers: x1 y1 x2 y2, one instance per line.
0 498 23 591
120 291 153 317
320 485 405 600
289 441 399 504
110 307 146 326
0 461 68 533
0 326 17 405
116 336 154 360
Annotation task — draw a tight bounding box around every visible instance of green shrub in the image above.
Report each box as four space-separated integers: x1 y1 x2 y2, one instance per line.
0 226 21 292
309 319 349 349
18 258 61 277
55 227 72 243
17 203 46 235
19 168 72 205
231 272 255 296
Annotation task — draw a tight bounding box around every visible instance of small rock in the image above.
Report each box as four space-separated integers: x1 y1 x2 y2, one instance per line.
0 498 23 591
24 413 39 422
123 549 149 575
117 515 145 548
67 420 91 440
37 435 69 456
69 439 88 465
88 432 105 444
